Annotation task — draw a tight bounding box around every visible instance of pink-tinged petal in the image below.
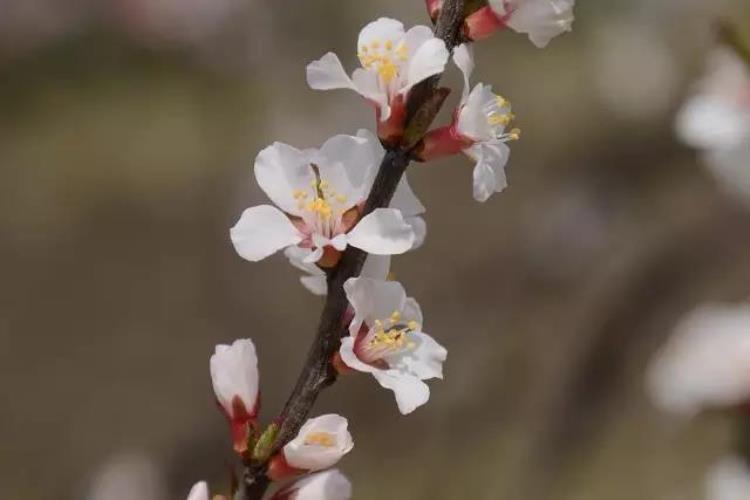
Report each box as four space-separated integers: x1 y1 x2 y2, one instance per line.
346 208 415 255
339 336 379 374
352 68 390 120
230 206 303 262
468 143 510 202
403 38 449 94
254 143 315 216
186 481 209 500
306 52 356 91
372 370 430 414
452 43 475 103
210 339 259 419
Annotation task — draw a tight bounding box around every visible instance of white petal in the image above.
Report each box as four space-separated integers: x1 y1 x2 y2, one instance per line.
284 414 354 471
468 143 510 202
346 208 415 255
230 206 303 262
316 133 382 207
406 216 427 250
209 339 259 418
403 38 449 94
303 246 325 264
306 52 356 91
676 95 750 150
706 456 750 500
360 254 391 281
372 370 430 414
186 481 209 500
456 83 495 141
344 277 407 326
358 18 405 50
285 246 324 276
452 43 475 103
505 0 575 48
300 275 328 296
352 68 390 117
399 331 447 380
254 142 315 215
273 470 352 500
390 175 425 217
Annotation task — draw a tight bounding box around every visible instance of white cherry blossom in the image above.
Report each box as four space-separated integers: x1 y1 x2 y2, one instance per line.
306 17 449 138
271 470 352 500
647 303 750 416
282 414 354 471
464 0 575 47
339 277 447 414
706 456 750 500
210 339 259 453
676 48 750 205
186 481 209 500
419 44 519 202
231 130 415 267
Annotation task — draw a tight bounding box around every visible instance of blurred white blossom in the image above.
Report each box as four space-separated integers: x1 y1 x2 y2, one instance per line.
271 470 352 500
647 303 750 416
676 48 750 205
706 456 750 500
86 452 166 500
282 414 354 472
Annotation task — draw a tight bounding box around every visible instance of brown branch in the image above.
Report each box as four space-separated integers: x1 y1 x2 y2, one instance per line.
240 1 466 498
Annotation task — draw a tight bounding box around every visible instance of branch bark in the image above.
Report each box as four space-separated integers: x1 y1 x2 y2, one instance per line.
241 2 466 497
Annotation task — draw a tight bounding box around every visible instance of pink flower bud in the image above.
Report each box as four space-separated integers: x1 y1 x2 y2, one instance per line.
210 339 260 454
425 0 443 22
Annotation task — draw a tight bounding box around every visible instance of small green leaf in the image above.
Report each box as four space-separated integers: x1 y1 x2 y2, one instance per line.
251 423 280 462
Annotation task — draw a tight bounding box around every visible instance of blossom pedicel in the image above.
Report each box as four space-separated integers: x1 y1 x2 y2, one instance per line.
307 17 449 143
210 339 260 453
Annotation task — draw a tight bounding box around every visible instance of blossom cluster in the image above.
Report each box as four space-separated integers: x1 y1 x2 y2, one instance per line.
190 1 576 497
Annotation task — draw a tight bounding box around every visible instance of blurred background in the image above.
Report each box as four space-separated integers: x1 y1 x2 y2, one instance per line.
2 1 750 499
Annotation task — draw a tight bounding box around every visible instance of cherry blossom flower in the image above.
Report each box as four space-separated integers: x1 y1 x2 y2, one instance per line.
210 339 260 453
419 44 519 202
464 0 575 48
306 17 449 142
186 482 210 500
231 131 415 268
270 414 353 479
706 456 750 500
271 470 352 500
676 48 750 205
647 303 750 416
338 277 447 414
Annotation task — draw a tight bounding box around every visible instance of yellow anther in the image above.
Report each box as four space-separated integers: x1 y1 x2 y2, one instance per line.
407 321 419 331
509 128 521 140
495 95 509 107
390 310 402 323
304 432 336 447
487 113 512 126
385 40 393 50
374 319 383 328
370 40 380 49
396 41 408 60
293 189 308 200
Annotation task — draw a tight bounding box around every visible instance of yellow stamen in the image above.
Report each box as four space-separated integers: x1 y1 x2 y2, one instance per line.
304 432 336 447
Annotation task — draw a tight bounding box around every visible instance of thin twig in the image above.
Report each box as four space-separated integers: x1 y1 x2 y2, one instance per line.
241 2 466 497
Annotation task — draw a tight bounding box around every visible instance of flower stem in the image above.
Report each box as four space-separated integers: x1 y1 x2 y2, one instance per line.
239 1 467 497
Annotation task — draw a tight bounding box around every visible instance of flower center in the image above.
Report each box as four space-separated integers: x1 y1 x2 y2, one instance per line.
358 39 409 84
358 310 420 363
304 431 336 448
485 95 521 141
293 171 350 239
